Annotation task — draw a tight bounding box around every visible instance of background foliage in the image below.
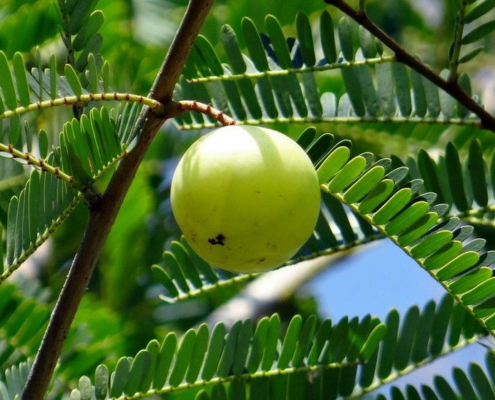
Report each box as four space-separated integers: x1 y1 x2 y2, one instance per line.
2 0 495 399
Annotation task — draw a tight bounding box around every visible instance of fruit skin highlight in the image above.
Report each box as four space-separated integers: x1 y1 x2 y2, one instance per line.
170 125 321 273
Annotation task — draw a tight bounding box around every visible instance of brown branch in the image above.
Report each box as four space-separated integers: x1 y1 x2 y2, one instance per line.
21 0 215 398
178 100 237 126
324 0 495 133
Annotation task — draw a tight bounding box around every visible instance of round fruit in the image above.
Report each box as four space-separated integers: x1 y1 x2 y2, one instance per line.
170 125 321 273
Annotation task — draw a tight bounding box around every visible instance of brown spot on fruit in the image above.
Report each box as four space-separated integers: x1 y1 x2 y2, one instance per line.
208 233 225 246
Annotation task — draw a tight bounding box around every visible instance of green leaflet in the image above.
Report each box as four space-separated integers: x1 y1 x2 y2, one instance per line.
296 12 316 67
72 11 105 52
465 0 495 23
69 313 385 399
320 10 337 63
1 104 141 285
0 52 17 110
462 20 495 44
175 10 481 133
65 294 488 400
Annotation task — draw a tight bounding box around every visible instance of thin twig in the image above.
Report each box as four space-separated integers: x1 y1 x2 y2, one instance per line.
324 0 495 133
187 54 395 83
0 93 163 121
178 100 237 126
21 0 215 398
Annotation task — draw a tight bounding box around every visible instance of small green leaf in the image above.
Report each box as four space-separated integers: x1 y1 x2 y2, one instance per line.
292 316 317 367
102 61 110 93
473 296 495 319
411 70 427 117
169 329 197 387
170 241 203 289
296 127 316 149
317 146 351 184
376 63 396 116
180 238 219 283
320 11 337 63
265 15 292 69
306 133 334 166
277 315 302 369
467 140 488 207
124 350 151 396
343 166 386 204
449 267 493 294
356 65 380 116
439 71 455 118
410 230 453 259
109 357 131 398
151 265 178 298
261 314 281 371
76 33 103 72
394 306 421 371
424 241 463 271
66 0 99 34
457 73 472 118
384 201 429 237
221 25 246 73
397 212 439 247
202 323 226 381
446 142 470 212
241 18 269 71
217 320 242 378
185 324 209 383
87 54 99 93
328 155 368 193
338 17 354 61
341 67 365 117
296 12 315 67
469 363 495 397
73 10 105 51
153 333 177 389
239 20 278 116
465 0 495 23
64 64 83 97
358 25 376 58
461 278 495 305
436 251 480 281
13 53 30 107
78 376 92 400
392 63 412 116
49 54 57 100
358 179 395 215
462 20 495 44
9 114 21 146
231 320 253 375
372 188 413 225
422 77 441 117
307 319 333 366
94 365 109 400
247 317 269 373
459 46 484 64
0 51 17 109
163 252 189 293
359 323 386 361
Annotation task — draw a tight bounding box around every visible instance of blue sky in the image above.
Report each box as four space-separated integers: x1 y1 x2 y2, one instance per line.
305 239 489 395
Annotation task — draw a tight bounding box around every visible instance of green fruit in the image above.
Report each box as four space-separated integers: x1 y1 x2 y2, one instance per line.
171 125 321 273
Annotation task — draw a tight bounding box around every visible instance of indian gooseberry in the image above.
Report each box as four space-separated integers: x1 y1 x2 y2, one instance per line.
170 125 321 273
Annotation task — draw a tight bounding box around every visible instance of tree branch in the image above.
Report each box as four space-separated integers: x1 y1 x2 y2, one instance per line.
21 0 214 398
324 0 495 133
